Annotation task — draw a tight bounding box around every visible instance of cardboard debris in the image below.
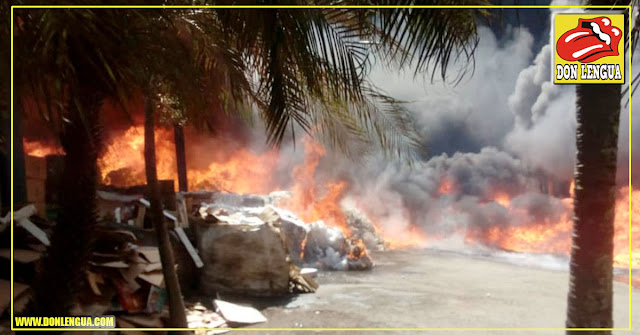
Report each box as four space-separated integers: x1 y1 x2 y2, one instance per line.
112 276 148 312
0 248 41 263
144 262 163 272
118 314 164 328
214 299 267 325
115 318 147 335
138 271 164 288
289 265 318 293
13 290 31 315
86 271 104 296
4 206 183 326
98 190 141 203
137 247 161 264
135 204 146 228
300 268 318 278
119 265 144 292
187 303 228 335
91 251 126 264
0 280 29 314
90 260 130 269
145 285 166 314
200 222 290 296
260 205 310 264
27 243 47 253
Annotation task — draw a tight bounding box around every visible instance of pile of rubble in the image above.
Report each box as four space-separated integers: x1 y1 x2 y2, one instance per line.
1 203 170 326
2 182 384 329
1 204 275 332
1 204 51 317
193 191 374 296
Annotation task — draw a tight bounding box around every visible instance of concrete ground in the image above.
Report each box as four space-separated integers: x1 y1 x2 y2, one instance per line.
229 249 638 335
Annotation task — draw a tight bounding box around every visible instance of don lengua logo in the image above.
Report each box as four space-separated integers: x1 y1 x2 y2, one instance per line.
553 13 625 84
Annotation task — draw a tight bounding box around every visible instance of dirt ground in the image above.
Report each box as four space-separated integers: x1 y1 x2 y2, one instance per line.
227 249 638 335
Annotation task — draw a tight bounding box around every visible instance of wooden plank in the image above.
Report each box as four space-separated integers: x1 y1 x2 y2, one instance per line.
135 204 146 228
137 247 161 264
0 204 36 224
138 270 164 287
25 155 46 179
17 218 50 246
0 280 29 314
0 249 41 263
176 196 189 228
174 227 203 268
26 177 45 203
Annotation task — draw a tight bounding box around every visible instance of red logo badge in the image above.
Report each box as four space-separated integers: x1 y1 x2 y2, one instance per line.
556 16 622 63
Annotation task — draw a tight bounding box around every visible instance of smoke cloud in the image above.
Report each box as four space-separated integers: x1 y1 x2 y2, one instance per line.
316 13 638 247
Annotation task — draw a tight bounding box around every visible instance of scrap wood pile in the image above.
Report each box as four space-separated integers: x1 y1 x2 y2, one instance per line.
0 204 271 332
0 203 172 327
96 188 322 296
0 204 51 317
0 184 385 328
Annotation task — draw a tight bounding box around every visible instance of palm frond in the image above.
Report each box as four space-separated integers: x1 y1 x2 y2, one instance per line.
370 0 490 82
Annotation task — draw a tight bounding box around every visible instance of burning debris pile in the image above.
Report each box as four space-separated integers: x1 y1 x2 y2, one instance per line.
2 203 276 332
194 191 373 296
95 183 379 298
1 204 50 317
0 204 168 324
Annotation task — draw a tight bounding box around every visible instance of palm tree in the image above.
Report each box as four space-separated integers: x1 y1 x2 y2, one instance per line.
11 3 247 327
12 5 199 324
124 10 253 328
210 1 489 153
14 5 146 316
168 1 490 186
136 4 489 329
567 85 621 334
144 89 190 330
1 2 26 208
12 1 488 328
565 2 630 333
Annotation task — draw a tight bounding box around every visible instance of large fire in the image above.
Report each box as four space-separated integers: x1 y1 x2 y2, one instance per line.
464 188 639 269
22 125 639 271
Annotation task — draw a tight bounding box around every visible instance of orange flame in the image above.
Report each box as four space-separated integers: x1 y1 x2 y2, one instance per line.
465 187 639 269
438 179 454 195
280 139 349 231
493 192 511 207
23 139 64 157
379 224 428 250
22 128 639 265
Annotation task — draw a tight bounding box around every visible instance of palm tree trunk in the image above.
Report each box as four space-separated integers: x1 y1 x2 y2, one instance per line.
12 90 27 208
566 84 620 334
143 94 189 331
174 124 188 192
28 90 101 316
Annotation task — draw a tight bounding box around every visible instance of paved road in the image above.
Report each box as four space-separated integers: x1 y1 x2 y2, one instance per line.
230 249 638 335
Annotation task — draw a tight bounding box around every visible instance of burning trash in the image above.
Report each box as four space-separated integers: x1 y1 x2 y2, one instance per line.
2 203 271 332
194 191 375 296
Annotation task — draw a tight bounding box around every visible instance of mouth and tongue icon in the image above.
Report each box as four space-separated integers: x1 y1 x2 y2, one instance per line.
556 17 622 63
